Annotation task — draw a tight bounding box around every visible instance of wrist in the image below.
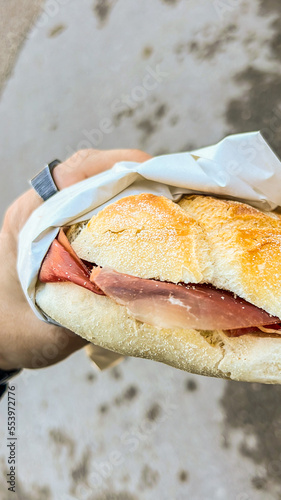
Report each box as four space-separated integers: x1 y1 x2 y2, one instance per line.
0 350 23 371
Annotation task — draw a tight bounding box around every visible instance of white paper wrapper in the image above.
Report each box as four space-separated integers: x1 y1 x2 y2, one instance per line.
18 131 281 325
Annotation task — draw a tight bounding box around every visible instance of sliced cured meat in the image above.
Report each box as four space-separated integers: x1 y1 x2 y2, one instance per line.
57 228 90 275
39 236 104 295
90 267 280 331
39 234 281 333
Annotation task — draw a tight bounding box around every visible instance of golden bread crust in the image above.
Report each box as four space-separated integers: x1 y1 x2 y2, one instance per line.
71 194 213 283
179 195 281 318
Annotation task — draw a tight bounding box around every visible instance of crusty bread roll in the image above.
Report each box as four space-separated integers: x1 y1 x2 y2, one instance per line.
70 194 213 284
36 194 281 384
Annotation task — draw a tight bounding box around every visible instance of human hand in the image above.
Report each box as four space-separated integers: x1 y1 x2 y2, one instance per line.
0 148 151 370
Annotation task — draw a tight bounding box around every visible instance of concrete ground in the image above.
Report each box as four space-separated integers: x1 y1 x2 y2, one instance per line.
0 0 281 499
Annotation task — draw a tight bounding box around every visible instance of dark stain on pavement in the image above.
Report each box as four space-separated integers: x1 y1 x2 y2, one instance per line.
70 448 92 494
49 428 76 458
86 371 97 382
251 475 267 490
220 381 281 486
136 102 169 144
48 24 66 38
224 0 281 158
142 46 153 59
178 470 189 482
185 378 198 392
161 0 179 4
114 385 139 405
113 107 136 126
225 66 281 157
259 0 281 60
93 0 117 26
124 385 138 400
114 99 167 135
99 403 109 414
260 0 281 12
146 402 162 421
155 103 167 119
110 366 123 380
137 118 157 137
269 20 281 60
185 24 237 60
139 465 160 489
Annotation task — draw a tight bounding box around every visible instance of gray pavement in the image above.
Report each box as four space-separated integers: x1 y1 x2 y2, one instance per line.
0 0 281 499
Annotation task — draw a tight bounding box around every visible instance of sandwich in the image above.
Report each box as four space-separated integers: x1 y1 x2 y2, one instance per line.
35 193 281 384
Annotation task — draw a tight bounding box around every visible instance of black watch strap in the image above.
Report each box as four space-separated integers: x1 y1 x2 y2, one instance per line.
0 368 21 385
0 368 22 401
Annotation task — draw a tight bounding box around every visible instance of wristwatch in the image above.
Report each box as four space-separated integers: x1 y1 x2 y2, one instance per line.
0 368 22 400
29 159 61 201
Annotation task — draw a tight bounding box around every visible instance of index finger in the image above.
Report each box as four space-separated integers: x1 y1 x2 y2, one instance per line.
53 148 152 189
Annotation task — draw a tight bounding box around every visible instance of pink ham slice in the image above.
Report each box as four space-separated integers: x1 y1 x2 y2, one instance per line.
57 228 91 275
90 267 280 331
39 230 104 295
